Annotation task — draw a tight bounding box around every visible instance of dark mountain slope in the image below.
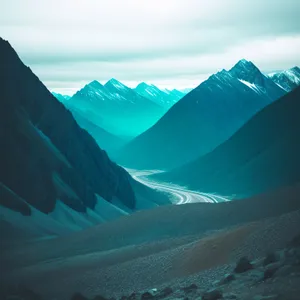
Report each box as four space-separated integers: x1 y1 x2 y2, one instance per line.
117 60 285 170
155 87 300 197
0 38 135 214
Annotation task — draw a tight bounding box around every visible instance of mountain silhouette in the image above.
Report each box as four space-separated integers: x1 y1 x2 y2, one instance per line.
0 38 136 216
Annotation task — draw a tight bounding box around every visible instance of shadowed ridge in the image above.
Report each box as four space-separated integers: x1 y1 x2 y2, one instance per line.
0 38 136 213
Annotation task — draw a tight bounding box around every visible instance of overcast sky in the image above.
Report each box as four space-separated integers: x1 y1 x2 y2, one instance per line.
1 0 300 94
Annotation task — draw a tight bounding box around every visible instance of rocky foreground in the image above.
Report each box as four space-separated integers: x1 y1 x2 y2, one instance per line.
2 233 300 300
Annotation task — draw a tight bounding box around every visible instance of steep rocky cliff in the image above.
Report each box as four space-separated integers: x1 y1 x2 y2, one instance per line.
0 38 136 215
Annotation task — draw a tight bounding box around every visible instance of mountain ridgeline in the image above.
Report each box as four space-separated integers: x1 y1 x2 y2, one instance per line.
117 59 287 170
53 82 186 155
65 79 164 138
268 66 300 92
154 86 300 198
51 92 71 103
0 38 136 216
135 82 185 109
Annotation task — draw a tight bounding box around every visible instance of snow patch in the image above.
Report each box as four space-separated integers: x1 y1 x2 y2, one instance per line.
238 79 262 94
274 82 288 92
285 69 300 84
109 79 127 91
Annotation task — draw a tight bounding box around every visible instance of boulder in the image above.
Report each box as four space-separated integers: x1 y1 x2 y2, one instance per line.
252 295 279 300
127 293 137 300
223 293 237 299
263 262 282 280
158 287 173 298
234 256 253 273
93 295 109 300
219 273 235 285
202 288 223 300
288 233 300 248
71 293 88 300
141 291 155 299
181 283 198 293
263 252 279 266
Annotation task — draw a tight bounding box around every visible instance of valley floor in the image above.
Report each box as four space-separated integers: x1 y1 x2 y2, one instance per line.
1 185 300 300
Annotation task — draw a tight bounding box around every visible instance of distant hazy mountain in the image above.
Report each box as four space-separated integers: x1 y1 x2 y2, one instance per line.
155 87 300 198
180 88 194 94
135 82 183 109
164 88 186 99
268 66 300 92
52 92 71 102
117 59 286 170
65 79 164 137
67 108 127 155
53 88 127 154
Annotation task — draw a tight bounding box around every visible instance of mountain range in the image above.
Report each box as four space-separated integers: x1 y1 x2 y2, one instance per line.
52 81 186 155
135 82 185 109
51 92 71 103
178 87 194 94
62 79 181 139
117 59 288 170
154 86 300 198
268 66 300 92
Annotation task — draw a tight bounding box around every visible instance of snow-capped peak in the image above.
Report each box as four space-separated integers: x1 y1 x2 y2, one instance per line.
135 82 165 98
268 66 300 92
88 80 103 88
212 69 232 79
229 59 265 86
134 83 184 108
290 66 300 74
236 58 253 66
136 82 151 90
105 78 128 90
230 59 259 75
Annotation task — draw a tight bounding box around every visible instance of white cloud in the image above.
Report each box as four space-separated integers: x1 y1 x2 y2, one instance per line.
1 0 299 94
